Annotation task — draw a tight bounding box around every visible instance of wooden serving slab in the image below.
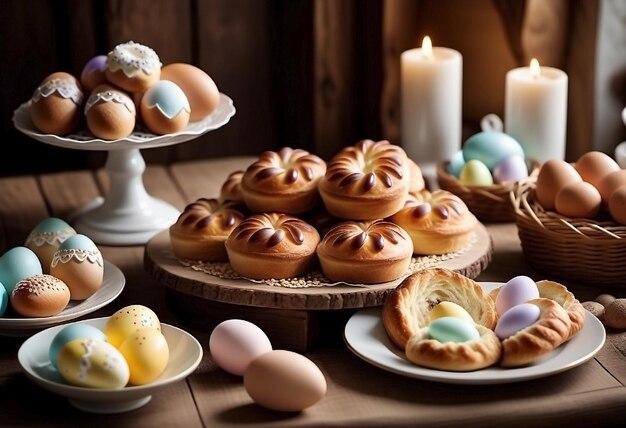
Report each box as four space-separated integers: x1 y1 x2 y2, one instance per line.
145 223 492 351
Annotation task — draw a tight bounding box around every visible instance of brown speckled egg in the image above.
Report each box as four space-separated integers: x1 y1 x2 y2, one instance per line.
30 72 83 135
85 84 136 140
140 80 190 135
535 160 582 211
604 298 626 329
575 151 620 189
554 181 602 219
160 63 220 121
608 185 626 224
581 301 604 321
597 169 626 203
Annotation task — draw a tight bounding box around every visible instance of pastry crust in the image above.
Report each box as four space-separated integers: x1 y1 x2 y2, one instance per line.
405 324 502 371
382 268 497 349
170 198 244 261
407 158 425 194
499 298 572 367
389 190 477 255
241 147 326 214
316 220 413 284
219 170 245 206
225 213 320 279
319 140 410 220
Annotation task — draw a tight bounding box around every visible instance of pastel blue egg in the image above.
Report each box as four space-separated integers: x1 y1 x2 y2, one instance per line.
143 80 190 119
493 154 529 184
428 316 480 343
31 217 73 234
49 323 107 370
59 234 98 252
495 303 541 340
459 159 494 186
463 131 524 171
0 282 7 316
446 150 465 178
0 246 43 294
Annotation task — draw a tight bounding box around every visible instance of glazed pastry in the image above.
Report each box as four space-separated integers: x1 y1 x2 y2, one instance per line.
225 213 320 279
30 72 83 135
219 170 245 206
105 41 161 93
382 268 497 349
10 274 71 317
170 198 245 262
316 220 413 284
85 84 136 140
390 190 477 255
241 147 326 214
319 140 410 220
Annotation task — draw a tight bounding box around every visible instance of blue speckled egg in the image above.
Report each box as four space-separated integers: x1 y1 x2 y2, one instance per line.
0 247 43 294
49 323 107 369
495 303 541 340
0 282 7 316
446 150 465 178
459 159 494 186
463 131 524 171
140 80 191 135
428 316 480 343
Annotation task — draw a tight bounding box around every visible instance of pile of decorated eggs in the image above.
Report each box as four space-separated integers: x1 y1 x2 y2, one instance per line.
209 319 327 412
49 305 169 388
0 217 103 317
30 40 220 139
446 130 529 186
535 151 626 223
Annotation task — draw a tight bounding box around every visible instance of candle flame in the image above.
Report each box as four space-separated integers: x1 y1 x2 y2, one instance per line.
530 58 541 78
422 36 433 59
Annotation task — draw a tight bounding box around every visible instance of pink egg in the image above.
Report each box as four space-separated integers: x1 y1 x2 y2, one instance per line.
493 154 529 184
209 319 272 376
495 275 539 316
495 303 541 339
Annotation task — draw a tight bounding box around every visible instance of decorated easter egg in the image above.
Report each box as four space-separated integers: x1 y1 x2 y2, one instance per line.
495 303 541 339
459 159 494 186
0 282 7 316
446 150 465 178
462 131 524 171
244 350 326 412
140 80 191 135
430 301 475 324
104 305 161 348
0 246 43 294
49 323 107 370
555 181 602 218
49 234 103 300
428 317 480 343
495 275 539 316
493 154 528 184
25 217 76 273
57 338 129 389
30 71 83 135
80 55 108 92
119 327 169 385
535 160 582 211
209 319 273 376
85 84 136 140
161 63 220 121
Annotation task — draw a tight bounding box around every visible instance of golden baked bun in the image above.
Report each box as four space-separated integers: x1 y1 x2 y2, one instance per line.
219 170 245 206
170 198 244 262
389 190 477 255
30 72 83 135
105 41 161 93
489 279 585 341
316 220 413 284
225 213 320 279
405 324 502 371
241 147 326 214
85 84 136 140
319 140 410 220
10 274 70 317
407 158 425 193
383 268 497 349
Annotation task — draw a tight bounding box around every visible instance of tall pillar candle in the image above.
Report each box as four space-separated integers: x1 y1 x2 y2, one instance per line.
505 59 568 162
401 36 462 167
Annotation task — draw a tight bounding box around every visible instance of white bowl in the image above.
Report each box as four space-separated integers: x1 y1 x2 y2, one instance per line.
18 317 203 414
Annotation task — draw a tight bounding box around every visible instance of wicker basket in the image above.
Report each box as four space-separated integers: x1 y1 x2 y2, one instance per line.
511 180 626 288
436 160 540 222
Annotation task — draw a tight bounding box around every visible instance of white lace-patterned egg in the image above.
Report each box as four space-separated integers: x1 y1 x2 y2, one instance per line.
25 217 76 273
140 80 190 135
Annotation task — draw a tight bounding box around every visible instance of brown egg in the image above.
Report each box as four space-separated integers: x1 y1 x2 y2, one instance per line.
575 151 620 189
160 63 220 121
608 184 626 224
535 159 582 211
30 71 83 135
554 181 602 218
85 84 136 140
140 80 190 135
597 169 626 203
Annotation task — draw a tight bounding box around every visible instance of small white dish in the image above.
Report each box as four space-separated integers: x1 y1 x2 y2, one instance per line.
18 317 203 413
0 260 125 335
344 282 605 385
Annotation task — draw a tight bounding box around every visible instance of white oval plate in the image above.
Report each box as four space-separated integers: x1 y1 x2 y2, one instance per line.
0 260 125 335
344 282 606 385
18 317 203 413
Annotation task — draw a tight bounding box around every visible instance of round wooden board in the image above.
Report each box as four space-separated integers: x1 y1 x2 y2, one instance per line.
144 223 493 311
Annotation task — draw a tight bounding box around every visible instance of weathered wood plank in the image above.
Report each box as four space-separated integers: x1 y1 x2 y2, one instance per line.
38 170 101 219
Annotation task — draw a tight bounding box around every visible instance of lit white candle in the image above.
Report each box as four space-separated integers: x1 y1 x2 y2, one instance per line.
401 36 462 169
505 59 568 162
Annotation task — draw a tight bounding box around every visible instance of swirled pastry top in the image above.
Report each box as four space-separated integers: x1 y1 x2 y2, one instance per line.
219 170 244 203
172 198 244 237
392 190 476 232
320 140 410 197
242 147 326 194
317 220 412 262
226 213 320 256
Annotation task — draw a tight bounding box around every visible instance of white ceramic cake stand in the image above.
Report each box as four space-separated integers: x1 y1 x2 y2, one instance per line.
13 94 236 245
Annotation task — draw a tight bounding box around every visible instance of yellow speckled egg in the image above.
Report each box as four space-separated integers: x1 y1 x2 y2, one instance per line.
430 301 475 324
104 305 161 348
57 338 129 389
49 234 103 300
119 327 169 385
161 63 220 121
30 72 83 135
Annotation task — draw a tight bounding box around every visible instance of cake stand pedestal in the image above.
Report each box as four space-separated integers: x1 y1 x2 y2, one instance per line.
13 94 236 245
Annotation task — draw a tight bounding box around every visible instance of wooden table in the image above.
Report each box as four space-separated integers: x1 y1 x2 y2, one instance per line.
1 157 626 427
